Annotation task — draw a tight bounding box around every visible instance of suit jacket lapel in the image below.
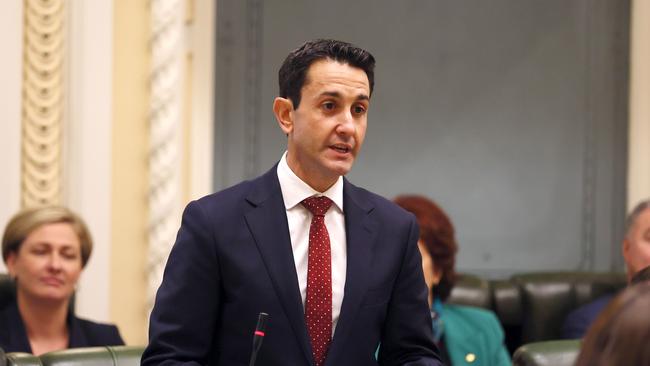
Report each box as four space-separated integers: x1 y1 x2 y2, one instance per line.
243 167 312 364
326 180 377 365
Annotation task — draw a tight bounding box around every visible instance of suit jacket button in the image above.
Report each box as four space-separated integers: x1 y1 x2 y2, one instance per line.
465 353 476 363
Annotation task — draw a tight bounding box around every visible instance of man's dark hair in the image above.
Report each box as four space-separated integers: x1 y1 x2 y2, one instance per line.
278 39 375 109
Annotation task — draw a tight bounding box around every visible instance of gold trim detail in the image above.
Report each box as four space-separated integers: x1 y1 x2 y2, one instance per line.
21 0 65 207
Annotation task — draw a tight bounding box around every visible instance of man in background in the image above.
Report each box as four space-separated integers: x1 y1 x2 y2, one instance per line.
563 199 650 338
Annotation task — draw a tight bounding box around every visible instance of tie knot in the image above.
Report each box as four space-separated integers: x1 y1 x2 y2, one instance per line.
301 196 333 217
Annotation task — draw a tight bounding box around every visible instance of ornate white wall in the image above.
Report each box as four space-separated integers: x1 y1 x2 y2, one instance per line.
0 2 23 272
22 0 65 207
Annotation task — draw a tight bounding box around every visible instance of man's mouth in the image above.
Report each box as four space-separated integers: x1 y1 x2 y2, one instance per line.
330 144 351 154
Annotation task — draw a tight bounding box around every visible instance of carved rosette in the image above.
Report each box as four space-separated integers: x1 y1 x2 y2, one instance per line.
148 0 183 310
21 0 65 207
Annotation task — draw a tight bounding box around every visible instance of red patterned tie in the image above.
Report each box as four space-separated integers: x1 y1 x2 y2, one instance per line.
301 196 334 366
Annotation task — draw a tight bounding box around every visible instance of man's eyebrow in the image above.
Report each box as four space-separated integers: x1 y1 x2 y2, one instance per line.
319 91 342 98
319 91 370 101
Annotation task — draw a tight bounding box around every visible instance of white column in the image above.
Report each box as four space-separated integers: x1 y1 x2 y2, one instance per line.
148 0 185 310
628 0 650 209
66 0 114 322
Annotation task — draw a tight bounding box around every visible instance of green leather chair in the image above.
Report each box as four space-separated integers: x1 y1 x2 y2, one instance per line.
39 346 143 366
447 271 626 353
507 272 625 344
5 353 42 366
512 340 581 366
446 273 492 309
5 346 143 366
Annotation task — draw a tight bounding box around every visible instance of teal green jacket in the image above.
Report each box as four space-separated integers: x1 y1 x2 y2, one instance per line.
441 304 511 366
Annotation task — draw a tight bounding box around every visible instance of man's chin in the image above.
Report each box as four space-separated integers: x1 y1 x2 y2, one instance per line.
328 163 354 177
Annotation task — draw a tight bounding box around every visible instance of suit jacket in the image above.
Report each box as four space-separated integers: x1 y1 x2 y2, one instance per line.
562 294 614 339
142 165 441 365
0 301 124 353
441 304 510 366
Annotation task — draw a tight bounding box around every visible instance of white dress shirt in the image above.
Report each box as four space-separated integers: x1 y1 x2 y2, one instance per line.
276 152 347 335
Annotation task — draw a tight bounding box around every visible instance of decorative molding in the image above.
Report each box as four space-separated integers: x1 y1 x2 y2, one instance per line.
244 0 264 178
578 0 630 271
578 0 597 271
214 6 234 189
609 0 631 271
188 0 215 199
21 0 65 207
148 0 184 310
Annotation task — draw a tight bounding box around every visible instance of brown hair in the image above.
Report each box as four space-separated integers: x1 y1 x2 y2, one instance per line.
575 282 650 366
394 195 458 301
2 206 93 267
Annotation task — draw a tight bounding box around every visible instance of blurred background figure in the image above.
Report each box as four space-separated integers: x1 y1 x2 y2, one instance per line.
0 206 123 355
394 195 510 366
630 264 650 284
574 282 650 366
563 199 650 339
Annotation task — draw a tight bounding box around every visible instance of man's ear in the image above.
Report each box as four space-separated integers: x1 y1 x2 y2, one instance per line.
623 238 631 258
273 97 294 135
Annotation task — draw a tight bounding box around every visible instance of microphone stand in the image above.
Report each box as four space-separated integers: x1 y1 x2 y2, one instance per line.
248 312 269 366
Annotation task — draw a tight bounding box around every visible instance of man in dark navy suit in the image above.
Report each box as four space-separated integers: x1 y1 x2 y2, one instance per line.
142 39 441 366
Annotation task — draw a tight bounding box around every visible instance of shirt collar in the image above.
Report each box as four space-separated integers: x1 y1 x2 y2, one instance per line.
277 151 344 212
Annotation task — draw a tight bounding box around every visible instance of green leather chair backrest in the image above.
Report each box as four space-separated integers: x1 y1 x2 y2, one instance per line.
41 346 143 366
39 347 114 366
512 340 581 366
491 278 524 353
107 346 143 366
32 346 143 366
447 271 626 353
5 353 42 366
447 273 492 309
511 272 626 343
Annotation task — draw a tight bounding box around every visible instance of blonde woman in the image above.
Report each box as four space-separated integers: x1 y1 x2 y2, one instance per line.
0 206 123 355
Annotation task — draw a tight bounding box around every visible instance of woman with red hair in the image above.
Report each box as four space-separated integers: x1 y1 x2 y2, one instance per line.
394 195 510 366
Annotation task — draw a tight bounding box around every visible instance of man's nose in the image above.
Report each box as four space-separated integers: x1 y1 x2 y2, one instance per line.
336 110 355 135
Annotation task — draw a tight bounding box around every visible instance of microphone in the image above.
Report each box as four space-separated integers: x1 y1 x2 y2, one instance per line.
248 312 269 366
